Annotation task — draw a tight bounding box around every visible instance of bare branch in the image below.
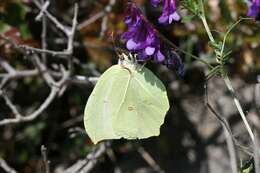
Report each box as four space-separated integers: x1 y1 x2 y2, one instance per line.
32 0 70 34
33 1 78 54
137 146 164 173
255 78 260 116
0 70 39 79
41 145 50 173
0 34 69 57
39 0 48 64
99 16 108 38
35 1 50 21
67 4 78 54
0 2 78 57
0 86 59 126
0 55 63 126
0 1 96 129
205 82 238 173
106 148 122 173
0 91 22 119
71 76 99 85
78 0 116 30
0 158 18 173
254 132 260 173
206 103 238 173
0 59 16 74
64 142 109 173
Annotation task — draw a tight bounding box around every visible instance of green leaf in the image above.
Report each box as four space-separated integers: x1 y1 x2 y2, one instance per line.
209 41 222 51
84 60 169 144
222 50 233 63
206 65 221 80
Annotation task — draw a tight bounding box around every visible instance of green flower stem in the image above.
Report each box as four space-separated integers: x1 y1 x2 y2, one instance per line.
224 76 255 143
198 0 214 43
198 0 255 143
158 32 214 69
200 15 215 43
220 17 252 58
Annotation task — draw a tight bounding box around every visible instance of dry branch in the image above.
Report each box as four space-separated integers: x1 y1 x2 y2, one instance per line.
0 158 18 173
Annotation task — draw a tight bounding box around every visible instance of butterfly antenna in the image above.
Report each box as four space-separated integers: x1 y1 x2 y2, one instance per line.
110 31 124 61
110 31 133 75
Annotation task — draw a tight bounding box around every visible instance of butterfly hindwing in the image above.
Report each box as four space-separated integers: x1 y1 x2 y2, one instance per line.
84 62 169 144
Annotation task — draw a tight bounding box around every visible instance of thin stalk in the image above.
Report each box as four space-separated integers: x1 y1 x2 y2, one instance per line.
198 0 215 43
158 33 214 69
254 132 260 173
224 76 255 143
41 0 47 64
220 18 252 58
200 15 215 43
198 0 255 144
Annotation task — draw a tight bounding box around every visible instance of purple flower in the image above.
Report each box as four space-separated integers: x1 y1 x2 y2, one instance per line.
247 0 260 20
163 50 184 76
151 0 161 7
122 3 184 76
122 3 165 62
151 0 181 24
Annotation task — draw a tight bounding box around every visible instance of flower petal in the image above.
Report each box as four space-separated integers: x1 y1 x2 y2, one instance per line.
145 46 156 55
158 0 180 24
247 0 260 20
151 0 161 7
126 39 140 50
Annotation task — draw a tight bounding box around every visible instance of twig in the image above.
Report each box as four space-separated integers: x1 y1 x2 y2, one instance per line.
157 32 214 69
0 158 18 173
0 34 69 57
0 69 39 79
39 0 48 64
0 86 59 126
0 55 63 126
32 0 70 34
197 1 255 144
254 77 260 116
0 2 96 128
0 59 16 74
254 132 260 173
220 18 252 59
33 0 78 52
224 76 255 143
205 82 238 173
64 142 109 173
0 91 21 119
0 58 38 88
106 148 122 173
78 0 116 30
71 76 99 85
206 103 238 173
137 146 164 173
1 2 78 57
67 4 78 54
99 15 108 38
41 145 50 173
35 1 50 21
